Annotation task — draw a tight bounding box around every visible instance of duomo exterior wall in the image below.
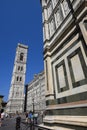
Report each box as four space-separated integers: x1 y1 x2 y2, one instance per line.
40 0 87 129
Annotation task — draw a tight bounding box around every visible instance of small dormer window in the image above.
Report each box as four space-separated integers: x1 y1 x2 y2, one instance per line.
20 53 24 61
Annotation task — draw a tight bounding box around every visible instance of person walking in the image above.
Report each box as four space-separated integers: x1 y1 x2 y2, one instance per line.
1 111 5 120
15 113 21 130
25 112 28 123
28 111 33 123
34 113 38 124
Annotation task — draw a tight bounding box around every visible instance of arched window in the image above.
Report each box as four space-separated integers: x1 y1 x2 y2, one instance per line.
18 66 20 71
21 66 23 71
17 76 19 81
16 92 19 96
20 77 22 81
20 53 24 61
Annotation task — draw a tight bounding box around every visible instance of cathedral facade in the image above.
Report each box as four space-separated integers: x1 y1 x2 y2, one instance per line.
25 71 46 113
6 43 28 113
40 0 87 129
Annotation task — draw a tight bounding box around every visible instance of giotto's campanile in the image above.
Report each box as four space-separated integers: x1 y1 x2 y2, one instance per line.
7 43 28 113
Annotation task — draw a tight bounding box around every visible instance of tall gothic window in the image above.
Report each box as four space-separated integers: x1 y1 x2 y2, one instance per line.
20 77 22 81
21 66 23 71
47 1 53 18
55 6 63 28
49 18 55 37
61 0 70 17
17 76 19 81
20 53 24 61
18 66 20 71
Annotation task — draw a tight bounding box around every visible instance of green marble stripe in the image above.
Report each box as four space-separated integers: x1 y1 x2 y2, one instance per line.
46 91 87 105
45 107 87 116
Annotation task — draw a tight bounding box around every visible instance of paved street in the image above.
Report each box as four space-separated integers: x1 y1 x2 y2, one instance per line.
0 115 42 130
0 118 16 130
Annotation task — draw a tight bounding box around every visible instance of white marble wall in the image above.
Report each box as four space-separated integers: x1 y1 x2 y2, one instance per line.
26 71 46 113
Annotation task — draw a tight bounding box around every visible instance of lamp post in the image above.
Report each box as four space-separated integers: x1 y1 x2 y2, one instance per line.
24 84 28 112
32 98 34 130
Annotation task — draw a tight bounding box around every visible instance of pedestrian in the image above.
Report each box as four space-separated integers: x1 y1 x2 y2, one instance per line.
0 111 2 127
25 112 28 123
1 111 5 120
34 113 38 124
5 113 8 118
28 111 33 130
15 113 21 130
28 111 33 123
41 111 44 122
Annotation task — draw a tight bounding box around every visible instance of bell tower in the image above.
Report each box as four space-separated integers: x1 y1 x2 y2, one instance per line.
7 43 28 113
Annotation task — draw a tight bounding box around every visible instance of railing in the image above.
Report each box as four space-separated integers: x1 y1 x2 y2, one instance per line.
20 121 50 130
21 121 33 130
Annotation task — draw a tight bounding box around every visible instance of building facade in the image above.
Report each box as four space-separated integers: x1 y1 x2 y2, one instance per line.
26 71 46 113
0 95 4 110
6 43 28 113
40 0 87 129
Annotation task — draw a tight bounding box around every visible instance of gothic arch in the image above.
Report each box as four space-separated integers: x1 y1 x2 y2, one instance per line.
20 53 24 61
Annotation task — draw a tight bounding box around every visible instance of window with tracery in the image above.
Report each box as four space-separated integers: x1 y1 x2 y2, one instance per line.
49 18 55 37
61 0 70 17
20 53 24 61
55 6 63 28
17 76 19 81
20 77 22 81
47 1 53 18
21 66 23 71
18 66 20 71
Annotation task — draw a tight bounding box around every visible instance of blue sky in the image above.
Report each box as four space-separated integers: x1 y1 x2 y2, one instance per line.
0 0 44 101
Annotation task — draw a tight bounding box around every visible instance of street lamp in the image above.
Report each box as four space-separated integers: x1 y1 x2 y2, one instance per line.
32 98 34 114
32 98 34 130
24 84 28 112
